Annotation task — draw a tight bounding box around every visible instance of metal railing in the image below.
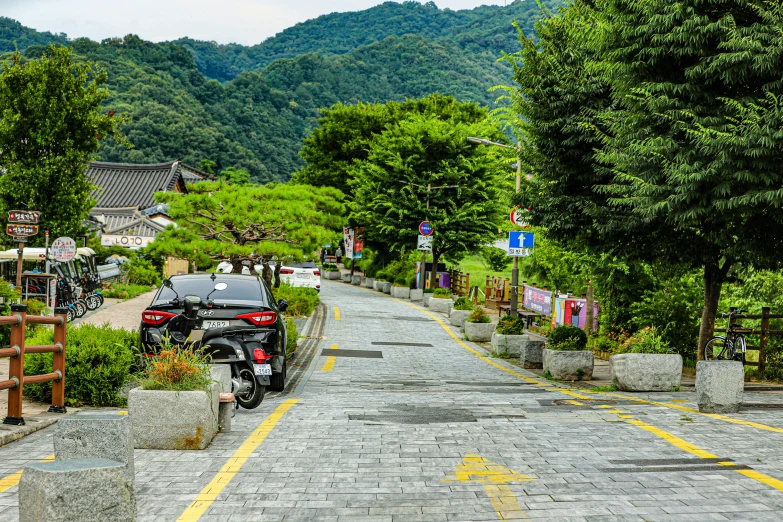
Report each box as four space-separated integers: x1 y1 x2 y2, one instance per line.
1 304 68 426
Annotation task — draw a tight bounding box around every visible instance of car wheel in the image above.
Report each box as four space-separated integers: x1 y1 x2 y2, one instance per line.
269 358 286 392
235 368 265 409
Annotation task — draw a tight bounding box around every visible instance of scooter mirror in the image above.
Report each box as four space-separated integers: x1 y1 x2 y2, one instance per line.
214 282 228 291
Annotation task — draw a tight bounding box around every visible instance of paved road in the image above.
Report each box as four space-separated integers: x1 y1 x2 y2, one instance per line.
3 281 783 521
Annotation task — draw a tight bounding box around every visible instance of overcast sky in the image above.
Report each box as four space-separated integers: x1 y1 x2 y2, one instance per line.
1 0 509 45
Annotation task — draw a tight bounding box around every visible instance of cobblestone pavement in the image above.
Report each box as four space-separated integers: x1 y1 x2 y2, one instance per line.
3 281 783 521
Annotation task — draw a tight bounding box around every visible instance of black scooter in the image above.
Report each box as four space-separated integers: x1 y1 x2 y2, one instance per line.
158 282 271 409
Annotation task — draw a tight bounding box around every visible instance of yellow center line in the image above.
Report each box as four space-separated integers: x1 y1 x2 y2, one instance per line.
333 307 341 321
177 399 299 521
0 453 55 494
321 344 338 372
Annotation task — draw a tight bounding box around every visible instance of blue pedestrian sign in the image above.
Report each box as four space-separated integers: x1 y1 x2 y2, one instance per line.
508 231 534 257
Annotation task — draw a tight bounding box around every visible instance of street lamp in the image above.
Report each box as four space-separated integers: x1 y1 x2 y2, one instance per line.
468 136 523 317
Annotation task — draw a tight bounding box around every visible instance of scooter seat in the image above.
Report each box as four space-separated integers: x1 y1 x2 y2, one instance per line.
202 325 260 343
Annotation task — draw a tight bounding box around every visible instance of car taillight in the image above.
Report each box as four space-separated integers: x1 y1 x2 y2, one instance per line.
313 270 320 276
280 268 294 275
236 311 277 326
141 310 177 326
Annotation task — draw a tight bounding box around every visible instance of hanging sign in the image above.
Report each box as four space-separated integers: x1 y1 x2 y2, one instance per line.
8 210 41 224
343 228 354 259
6 224 39 237
419 221 434 236
51 237 77 262
100 235 153 248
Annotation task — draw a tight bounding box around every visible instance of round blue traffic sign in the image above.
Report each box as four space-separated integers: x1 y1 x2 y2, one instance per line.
419 221 433 236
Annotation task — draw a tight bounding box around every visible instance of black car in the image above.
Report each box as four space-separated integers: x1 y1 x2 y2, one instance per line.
139 273 288 393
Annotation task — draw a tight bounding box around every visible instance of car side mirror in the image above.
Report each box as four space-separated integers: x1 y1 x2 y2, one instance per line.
163 278 173 289
278 299 289 312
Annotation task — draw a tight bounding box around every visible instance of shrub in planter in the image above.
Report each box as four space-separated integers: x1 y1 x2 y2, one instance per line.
433 288 451 298
423 288 434 294
393 276 408 287
548 325 588 350
544 325 593 380
464 306 494 342
273 283 319 317
496 316 526 336
610 327 682 391
391 277 411 298
450 298 474 327
453 297 474 311
23 324 138 407
492 316 537 358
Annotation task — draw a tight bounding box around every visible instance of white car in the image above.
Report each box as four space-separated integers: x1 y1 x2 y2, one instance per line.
216 260 320 292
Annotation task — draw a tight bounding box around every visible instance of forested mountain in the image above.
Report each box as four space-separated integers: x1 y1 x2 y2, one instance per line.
0 0 558 182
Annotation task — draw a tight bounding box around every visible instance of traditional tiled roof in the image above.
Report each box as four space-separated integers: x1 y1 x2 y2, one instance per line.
180 163 214 183
86 161 187 210
89 206 168 237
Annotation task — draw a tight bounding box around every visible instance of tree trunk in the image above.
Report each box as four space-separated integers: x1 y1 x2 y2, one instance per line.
230 258 244 274
697 261 730 360
273 261 281 288
584 282 594 335
261 261 273 287
429 250 440 290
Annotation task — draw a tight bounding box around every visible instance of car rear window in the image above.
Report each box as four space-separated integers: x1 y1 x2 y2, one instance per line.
155 278 267 305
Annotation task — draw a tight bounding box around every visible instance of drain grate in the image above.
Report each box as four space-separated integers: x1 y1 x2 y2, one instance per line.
349 405 476 424
445 381 530 387
371 342 434 347
320 349 383 358
741 403 783 409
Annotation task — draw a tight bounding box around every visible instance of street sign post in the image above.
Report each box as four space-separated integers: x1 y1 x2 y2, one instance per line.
51 237 77 262
507 231 534 257
7 212 42 287
510 207 529 228
419 221 433 236
417 235 433 252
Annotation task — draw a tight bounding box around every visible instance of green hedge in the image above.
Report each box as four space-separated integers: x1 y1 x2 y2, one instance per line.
274 283 320 317
286 318 298 356
547 325 588 351
102 284 152 300
23 324 139 407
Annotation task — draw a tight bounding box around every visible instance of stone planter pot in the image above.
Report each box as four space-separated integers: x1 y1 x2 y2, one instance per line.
341 273 352 283
129 386 219 450
491 333 531 357
543 349 593 381
610 353 683 392
391 286 410 299
464 321 495 342
324 270 341 280
429 297 453 314
409 289 423 301
382 282 392 294
365 277 375 289
423 294 433 307
373 280 386 291
450 309 472 328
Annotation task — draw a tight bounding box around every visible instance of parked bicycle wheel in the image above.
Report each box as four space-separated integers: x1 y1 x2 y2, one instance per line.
85 294 101 311
66 306 75 322
704 336 732 360
73 300 87 318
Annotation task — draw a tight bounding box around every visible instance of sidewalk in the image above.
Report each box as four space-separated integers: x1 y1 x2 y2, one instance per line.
74 290 156 331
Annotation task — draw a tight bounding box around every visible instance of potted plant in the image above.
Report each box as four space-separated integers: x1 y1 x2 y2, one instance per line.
129 342 219 450
322 263 342 280
492 316 545 367
429 288 453 313
374 270 389 292
610 327 682 391
391 276 411 299
543 325 593 381
464 306 495 342
450 297 475 328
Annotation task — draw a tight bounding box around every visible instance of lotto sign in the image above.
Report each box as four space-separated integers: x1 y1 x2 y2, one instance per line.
419 221 433 236
507 231 534 257
417 235 433 252
51 237 77 262
101 235 153 248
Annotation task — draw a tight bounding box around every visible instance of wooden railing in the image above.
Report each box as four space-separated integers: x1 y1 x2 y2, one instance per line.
449 270 470 297
1 304 68 426
713 306 783 374
484 276 510 310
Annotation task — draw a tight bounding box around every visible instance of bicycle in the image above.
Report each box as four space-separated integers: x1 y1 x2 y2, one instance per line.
704 308 749 362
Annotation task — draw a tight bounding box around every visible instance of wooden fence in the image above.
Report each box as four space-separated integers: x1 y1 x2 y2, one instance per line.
714 306 783 374
0 304 68 425
485 276 511 310
449 270 470 297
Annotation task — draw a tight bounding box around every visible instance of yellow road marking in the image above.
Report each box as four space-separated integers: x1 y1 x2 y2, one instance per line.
333 307 341 321
443 453 534 520
0 453 55 494
564 400 584 406
177 399 299 521
321 344 338 372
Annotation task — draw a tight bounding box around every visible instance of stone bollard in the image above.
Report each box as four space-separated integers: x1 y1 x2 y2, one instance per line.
365 277 375 289
341 273 352 283
382 282 392 294
218 392 234 433
351 274 362 285
390 286 410 299
696 360 744 413
409 289 423 301
54 413 134 483
19 458 136 522
210 364 232 393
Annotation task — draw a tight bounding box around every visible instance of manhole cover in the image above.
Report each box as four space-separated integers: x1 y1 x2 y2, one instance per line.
371 342 434 347
320 349 383 358
349 405 476 424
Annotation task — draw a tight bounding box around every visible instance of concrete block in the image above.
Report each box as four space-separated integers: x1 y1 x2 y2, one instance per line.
351 274 362 285
611 353 682 392
382 282 392 294
324 270 341 280
423 294 432 307
543 349 593 380
129 385 218 450
519 339 545 369
429 297 453 314
409 289 423 301
373 280 385 291
19 458 135 522
341 273 352 283
391 286 410 299
210 364 232 393
365 277 375 289
218 402 233 433
464 321 495 342
491 333 529 356
54 413 134 483
696 360 744 413
450 309 472 328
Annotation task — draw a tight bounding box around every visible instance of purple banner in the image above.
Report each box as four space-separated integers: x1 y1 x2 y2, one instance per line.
523 286 552 316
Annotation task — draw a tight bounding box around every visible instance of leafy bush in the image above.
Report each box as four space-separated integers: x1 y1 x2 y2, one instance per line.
286 318 298 355
496 316 526 335
138 339 211 392
481 246 511 272
433 288 451 298
423 287 434 294
393 276 408 287
126 257 161 286
273 283 320 317
102 284 152 300
375 270 389 282
619 326 672 354
453 297 474 311
548 325 587 351
23 299 51 335
466 306 491 324
322 263 340 272
23 324 138 407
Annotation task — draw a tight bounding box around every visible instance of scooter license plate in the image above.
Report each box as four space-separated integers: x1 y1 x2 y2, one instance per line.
254 364 272 376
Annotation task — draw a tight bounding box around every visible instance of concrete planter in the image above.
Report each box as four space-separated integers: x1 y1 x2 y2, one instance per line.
341 273 352 283
391 286 410 298
429 297 453 314
365 277 375 289
543 349 593 381
464 321 495 342
324 270 341 280
129 386 218 450
351 274 362 285
373 281 386 291
610 353 682 392
382 282 392 294
423 294 433 307
450 309 472 328
409 289 423 301
696 360 744 413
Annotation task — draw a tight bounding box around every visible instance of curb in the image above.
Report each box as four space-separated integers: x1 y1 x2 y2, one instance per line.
0 416 59 448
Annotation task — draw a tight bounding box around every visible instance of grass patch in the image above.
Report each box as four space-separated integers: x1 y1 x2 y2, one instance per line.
591 383 618 392
454 254 512 291
102 283 152 300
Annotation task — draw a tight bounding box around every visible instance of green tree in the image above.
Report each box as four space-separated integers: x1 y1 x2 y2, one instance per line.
219 166 251 186
150 181 344 286
0 45 126 240
350 114 506 289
